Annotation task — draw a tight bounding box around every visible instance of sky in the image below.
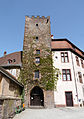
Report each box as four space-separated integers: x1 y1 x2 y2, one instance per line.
0 0 84 57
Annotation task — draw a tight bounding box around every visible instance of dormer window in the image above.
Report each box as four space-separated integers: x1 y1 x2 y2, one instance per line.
13 59 16 62
8 59 12 64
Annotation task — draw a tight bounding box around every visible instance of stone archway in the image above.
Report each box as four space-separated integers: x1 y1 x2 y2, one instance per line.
30 86 44 106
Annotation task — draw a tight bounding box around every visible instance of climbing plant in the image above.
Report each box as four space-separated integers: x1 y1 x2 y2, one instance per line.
18 40 60 91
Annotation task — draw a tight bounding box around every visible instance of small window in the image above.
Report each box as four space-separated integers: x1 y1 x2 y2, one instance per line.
81 59 84 68
36 37 38 41
35 70 39 78
35 57 40 63
8 59 12 64
47 19 49 23
36 50 40 54
55 56 58 59
78 72 83 83
36 24 38 26
76 56 80 66
62 69 71 81
13 59 16 62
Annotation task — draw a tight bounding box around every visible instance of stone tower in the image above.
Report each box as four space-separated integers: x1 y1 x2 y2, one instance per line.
22 16 54 108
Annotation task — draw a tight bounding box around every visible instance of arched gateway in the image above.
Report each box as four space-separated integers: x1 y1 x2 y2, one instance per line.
30 86 44 106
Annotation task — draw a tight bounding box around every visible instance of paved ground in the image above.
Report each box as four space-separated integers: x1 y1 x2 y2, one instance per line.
13 107 84 119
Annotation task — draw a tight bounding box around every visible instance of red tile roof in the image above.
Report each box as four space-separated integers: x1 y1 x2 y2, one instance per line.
0 51 22 67
51 39 84 59
0 39 83 66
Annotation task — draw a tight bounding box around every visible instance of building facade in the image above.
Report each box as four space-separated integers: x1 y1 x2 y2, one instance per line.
0 16 84 108
0 66 23 118
52 39 84 107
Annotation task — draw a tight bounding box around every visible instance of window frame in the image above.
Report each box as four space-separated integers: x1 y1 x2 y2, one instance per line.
34 70 39 79
76 56 80 66
35 57 40 64
36 50 40 54
81 59 84 68
62 69 72 81
78 72 83 83
61 52 69 63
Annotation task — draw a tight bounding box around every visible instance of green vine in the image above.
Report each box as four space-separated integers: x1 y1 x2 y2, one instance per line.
18 40 60 91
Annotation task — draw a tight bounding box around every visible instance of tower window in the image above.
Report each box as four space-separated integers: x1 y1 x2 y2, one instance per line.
36 50 40 54
35 57 40 63
36 37 38 41
36 24 38 26
35 70 39 78
47 19 49 23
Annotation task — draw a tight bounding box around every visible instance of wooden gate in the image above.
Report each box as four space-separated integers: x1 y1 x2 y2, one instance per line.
30 86 44 106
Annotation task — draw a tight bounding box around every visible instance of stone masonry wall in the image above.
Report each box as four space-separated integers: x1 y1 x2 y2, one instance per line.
1 98 21 119
44 91 54 108
23 16 51 51
23 16 54 108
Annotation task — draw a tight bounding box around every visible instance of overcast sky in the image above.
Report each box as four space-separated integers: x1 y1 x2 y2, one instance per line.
0 0 84 56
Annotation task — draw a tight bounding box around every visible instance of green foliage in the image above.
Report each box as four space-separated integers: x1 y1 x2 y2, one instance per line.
21 89 25 104
19 41 60 91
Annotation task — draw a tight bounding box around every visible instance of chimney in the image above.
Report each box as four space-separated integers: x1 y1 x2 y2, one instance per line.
4 51 7 56
51 35 53 39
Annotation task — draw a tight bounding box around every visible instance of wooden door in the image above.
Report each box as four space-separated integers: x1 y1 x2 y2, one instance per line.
30 86 44 106
31 95 41 106
65 92 73 106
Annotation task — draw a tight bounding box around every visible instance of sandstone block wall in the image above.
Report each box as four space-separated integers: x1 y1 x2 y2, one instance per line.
0 98 21 119
23 16 54 108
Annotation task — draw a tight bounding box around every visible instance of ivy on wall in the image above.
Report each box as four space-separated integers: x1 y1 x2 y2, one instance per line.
19 40 60 91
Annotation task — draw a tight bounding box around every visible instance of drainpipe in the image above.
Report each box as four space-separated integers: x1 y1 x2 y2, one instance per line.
71 52 79 105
